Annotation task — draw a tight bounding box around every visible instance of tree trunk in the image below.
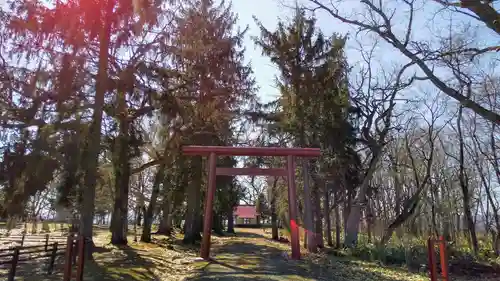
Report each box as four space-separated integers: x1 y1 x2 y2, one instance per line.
80 0 114 259
110 100 131 245
157 190 172 235
324 183 333 247
270 178 279 240
141 163 166 242
431 189 439 237
495 232 500 256
302 161 316 253
136 206 142 226
464 203 479 254
136 182 144 227
344 150 382 248
227 209 235 233
343 191 351 240
366 202 373 244
441 183 451 240
314 181 324 248
344 201 364 247
457 105 479 255
334 192 341 248
135 205 141 230
271 211 279 240
390 155 403 239
380 186 426 245
487 124 500 255
213 212 223 235
183 158 202 244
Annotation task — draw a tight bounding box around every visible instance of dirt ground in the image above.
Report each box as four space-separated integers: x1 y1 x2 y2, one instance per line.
2 227 499 281
186 228 500 281
187 228 427 281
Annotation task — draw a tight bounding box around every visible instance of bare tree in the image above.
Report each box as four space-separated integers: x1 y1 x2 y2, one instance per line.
343 42 417 247
304 0 500 124
380 94 450 244
432 0 500 35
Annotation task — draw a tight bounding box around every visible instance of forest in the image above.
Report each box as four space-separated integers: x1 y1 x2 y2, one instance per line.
0 0 499 279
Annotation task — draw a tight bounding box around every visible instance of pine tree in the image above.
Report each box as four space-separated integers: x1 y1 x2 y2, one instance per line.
169 0 255 244
255 7 359 251
1 0 165 254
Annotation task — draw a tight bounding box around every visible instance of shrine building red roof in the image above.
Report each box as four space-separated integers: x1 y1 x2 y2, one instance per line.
234 205 257 219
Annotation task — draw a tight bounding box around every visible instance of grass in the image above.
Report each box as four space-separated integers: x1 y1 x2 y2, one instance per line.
82 231 201 281
1 228 201 281
186 229 431 281
2 227 500 280
187 229 500 281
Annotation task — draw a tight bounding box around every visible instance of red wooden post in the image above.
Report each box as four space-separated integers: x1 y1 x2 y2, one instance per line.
200 152 217 260
76 236 85 281
63 235 74 281
427 237 437 281
439 236 449 281
287 155 300 260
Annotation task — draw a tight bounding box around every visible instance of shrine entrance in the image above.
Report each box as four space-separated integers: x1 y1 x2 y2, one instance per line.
182 146 321 260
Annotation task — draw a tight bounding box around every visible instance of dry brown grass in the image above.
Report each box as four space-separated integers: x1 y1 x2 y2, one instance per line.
2 227 499 281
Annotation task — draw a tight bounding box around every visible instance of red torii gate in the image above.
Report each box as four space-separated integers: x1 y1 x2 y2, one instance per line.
182 145 321 260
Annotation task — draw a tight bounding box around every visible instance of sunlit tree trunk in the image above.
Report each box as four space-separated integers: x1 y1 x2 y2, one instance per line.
110 90 131 245
141 163 166 242
157 189 173 235
80 0 114 259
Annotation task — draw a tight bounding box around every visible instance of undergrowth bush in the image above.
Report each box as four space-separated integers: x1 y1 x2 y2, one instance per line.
331 234 500 271
346 241 427 268
277 225 499 272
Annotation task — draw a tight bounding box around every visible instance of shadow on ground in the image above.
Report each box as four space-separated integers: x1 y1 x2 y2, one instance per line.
1 229 431 281
2 244 173 281
81 244 167 281
224 230 268 239
0 256 66 281
185 238 428 281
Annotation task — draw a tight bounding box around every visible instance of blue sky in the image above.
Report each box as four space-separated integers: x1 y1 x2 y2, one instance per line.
231 0 290 104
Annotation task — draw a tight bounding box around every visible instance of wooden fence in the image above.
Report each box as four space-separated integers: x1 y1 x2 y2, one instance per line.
0 233 82 281
0 233 68 248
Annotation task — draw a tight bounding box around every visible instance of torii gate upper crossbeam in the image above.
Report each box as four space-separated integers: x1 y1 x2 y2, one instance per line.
183 145 321 157
181 145 321 261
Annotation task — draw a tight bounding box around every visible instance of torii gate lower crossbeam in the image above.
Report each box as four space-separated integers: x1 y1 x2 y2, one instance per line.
182 146 321 260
